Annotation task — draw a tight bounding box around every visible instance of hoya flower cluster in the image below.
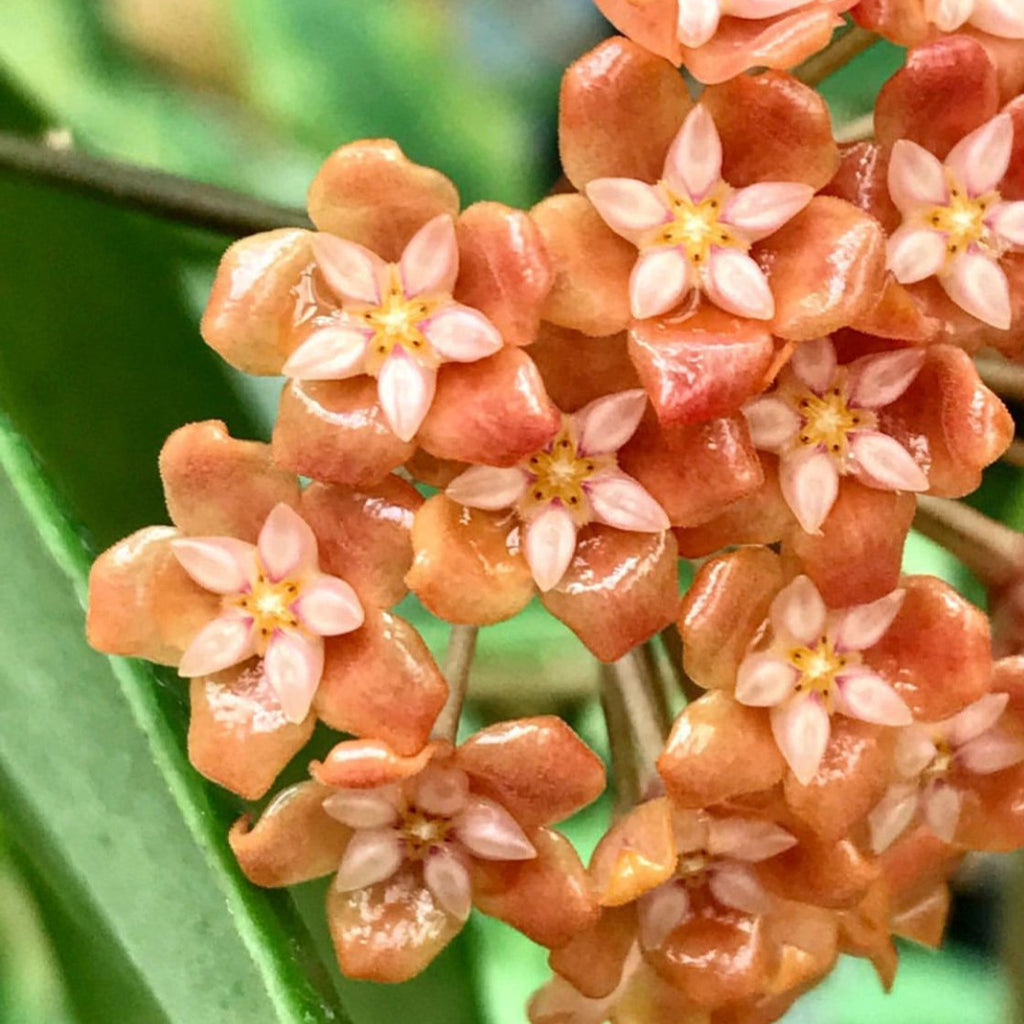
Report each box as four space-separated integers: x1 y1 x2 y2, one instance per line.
86 5 1024 1021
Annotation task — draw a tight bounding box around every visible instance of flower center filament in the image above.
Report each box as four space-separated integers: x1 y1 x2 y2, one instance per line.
400 809 453 859
676 849 711 889
926 175 998 259
229 570 301 652
787 636 854 713
358 267 442 374
649 183 741 266
793 385 875 462
923 739 955 782
518 424 612 523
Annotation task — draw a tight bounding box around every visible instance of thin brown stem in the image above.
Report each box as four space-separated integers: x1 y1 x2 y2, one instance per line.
600 665 640 814
0 131 310 236
794 26 878 88
914 495 1024 588
976 355 1024 403
433 625 479 742
659 624 703 705
1003 439 1024 470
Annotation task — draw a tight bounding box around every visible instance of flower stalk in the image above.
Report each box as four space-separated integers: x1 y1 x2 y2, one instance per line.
794 25 878 88
433 624 480 742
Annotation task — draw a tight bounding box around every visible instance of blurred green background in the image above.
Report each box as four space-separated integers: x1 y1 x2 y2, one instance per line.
0 2 1021 1022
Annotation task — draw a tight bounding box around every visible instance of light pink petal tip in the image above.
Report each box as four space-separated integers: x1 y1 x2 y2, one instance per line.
944 693 1010 748
585 178 670 238
424 848 473 921
846 348 925 409
830 590 905 652
413 766 470 817
990 201 1024 247
264 629 324 723
744 396 800 451
946 114 1014 198
723 183 814 243
924 0 973 31
887 141 947 214
941 253 1012 330
771 694 831 786
400 214 458 297
523 504 578 592
676 0 721 48
780 449 839 534
453 797 536 861
422 305 503 362
630 247 692 320
178 613 255 678
296 576 364 636
586 473 670 533
575 389 648 456
322 788 401 829
958 730 1024 775
706 818 797 861
790 337 837 394
446 465 529 511
771 575 827 646
895 727 938 779
709 862 769 916
850 432 929 492
313 233 385 305
887 228 947 286
835 667 913 726
258 503 318 582
281 325 369 381
639 885 690 950
704 248 774 321
868 784 919 854
334 828 404 892
664 105 722 201
735 654 798 708
378 349 437 442
969 0 1024 37
922 783 961 843
171 537 254 594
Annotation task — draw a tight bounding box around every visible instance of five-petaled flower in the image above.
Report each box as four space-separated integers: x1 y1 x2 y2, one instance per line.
735 575 913 784
742 337 928 534
587 105 813 322
445 389 669 591
282 215 503 442
887 113 1024 329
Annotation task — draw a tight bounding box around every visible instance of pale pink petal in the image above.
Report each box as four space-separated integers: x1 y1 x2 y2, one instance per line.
333 827 404 891
446 465 529 510
664 106 722 201
922 782 961 843
377 350 437 442
895 727 939 779
523 504 579 592
959 727 1024 774
639 884 690 950
770 575 827 646
735 654 799 708
886 227 948 285
585 179 672 238
946 114 1013 197
706 818 797 862
850 432 929 492
835 667 913 726
704 248 774 320
868 783 920 854
258 503 318 582
170 537 255 595
943 693 1010 748
423 848 473 921
264 629 324 723
295 576 364 636
728 0 814 12
178 613 255 677
771 694 831 786
708 862 770 916
322 787 401 829
846 348 926 409
676 0 721 48
940 252 1012 330
400 214 458 297
411 766 470 818
779 449 840 534
923 0 973 30
887 141 948 214
829 589 906 653
970 0 1024 36
452 796 536 861
575 389 648 456
422 304 503 363
722 183 814 243
585 473 670 533
789 337 837 394
629 247 692 320
280 325 369 381
312 233 386 305
989 201 1024 248
743 396 801 450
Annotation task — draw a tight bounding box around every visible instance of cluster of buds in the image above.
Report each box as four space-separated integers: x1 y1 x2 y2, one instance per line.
86 4 1024 1021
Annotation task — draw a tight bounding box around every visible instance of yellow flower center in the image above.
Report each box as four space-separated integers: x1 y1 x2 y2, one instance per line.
923 739 955 782
925 174 998 259
228 571 301 653
356 267 443 374
400 809 452 859
676 850 711 889
786 636 856 714
518 424 613 524
649 183 743 266
793 385 876 462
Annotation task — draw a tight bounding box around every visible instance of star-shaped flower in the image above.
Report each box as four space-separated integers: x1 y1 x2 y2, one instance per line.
585 105 813 322
444 389 669 591
281 214 502 442
735 576 913 785
742 337 929 534
887 113 1024 330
